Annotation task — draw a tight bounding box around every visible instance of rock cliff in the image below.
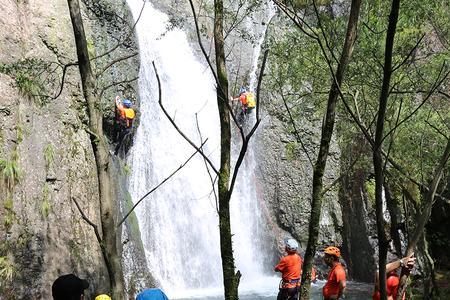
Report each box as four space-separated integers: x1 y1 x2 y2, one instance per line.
0 0 147 298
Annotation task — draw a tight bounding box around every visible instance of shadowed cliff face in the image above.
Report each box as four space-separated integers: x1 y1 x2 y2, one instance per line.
0 0 145 298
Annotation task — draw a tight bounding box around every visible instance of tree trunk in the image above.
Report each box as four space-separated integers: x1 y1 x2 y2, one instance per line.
419 231 436 299
396 137 450 299
384 182 402 256
213 0 240 299
373 1 401 299
67 0 125 298
299 0 362 299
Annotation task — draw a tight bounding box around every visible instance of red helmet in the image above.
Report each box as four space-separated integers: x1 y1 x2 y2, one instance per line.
324 246 341 258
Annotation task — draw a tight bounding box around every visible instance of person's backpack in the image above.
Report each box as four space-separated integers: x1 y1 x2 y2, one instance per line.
246 92 256 108
124 108 135 128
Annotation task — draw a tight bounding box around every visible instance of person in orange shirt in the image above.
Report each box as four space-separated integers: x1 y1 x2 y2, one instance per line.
322 246 346 300
232 86 249 113
274 238 302 300
372 254 415 300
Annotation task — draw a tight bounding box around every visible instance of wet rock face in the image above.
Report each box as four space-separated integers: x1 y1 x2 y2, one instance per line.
253 101 342 254
0 0 140 298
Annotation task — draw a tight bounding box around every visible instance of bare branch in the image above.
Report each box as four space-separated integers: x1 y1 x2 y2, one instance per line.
187 0 220 87
117 146 203 228
52 62 78 100
92 0 146 61
279 83 314 167
255 50 268 125
195 112 219 213
397 136 450 299
391 34 425 72
224 2 246 39
383 97 403 173
273 0 320 41
152 61 219 174
72 198 102 244
322 153 360 196
96 52 138 78
228 50 268 195
312 0 339 65
99 76 139 99
381 65 450 143
425 120 449 140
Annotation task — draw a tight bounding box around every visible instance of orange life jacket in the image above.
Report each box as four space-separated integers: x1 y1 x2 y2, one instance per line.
239 93 248 105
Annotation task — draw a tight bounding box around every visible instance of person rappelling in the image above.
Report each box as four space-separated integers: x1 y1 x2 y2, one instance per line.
114 95 135 155
231 86 256 120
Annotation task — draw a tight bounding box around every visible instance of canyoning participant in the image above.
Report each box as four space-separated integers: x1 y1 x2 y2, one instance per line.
95 294 112 300
114 95 135 155
274 238 302 300
231 86 256 116
373 254 415 300
245 89 256 113
52 274 89 300
323 246 346 300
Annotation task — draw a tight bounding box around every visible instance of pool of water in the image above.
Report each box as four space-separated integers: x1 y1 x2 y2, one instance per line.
172 277 372 300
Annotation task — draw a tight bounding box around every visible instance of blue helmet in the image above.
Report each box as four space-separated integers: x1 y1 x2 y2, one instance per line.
239 87 247 94
123 99 132 108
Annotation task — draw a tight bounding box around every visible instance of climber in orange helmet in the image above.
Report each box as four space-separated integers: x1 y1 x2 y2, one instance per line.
322 246 346 300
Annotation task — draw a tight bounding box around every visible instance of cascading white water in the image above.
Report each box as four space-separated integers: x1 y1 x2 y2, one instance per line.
228 1 278 294
126 0 278 298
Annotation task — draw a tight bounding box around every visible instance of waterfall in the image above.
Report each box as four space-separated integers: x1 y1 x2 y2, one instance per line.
126 0 278 298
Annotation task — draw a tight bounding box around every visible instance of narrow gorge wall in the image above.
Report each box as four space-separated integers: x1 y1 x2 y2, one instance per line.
0 0 144 298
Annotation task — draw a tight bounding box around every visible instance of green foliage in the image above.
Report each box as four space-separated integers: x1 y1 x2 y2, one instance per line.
365 179 376 206
3 198 13 211
123 164 132 176
43 144 55 171
267 0 450 194
87 39 96 69
41 183 52 219
337 0 450 203
16 123 23 144
290 0 331 8
0 58 50 104
3 197 16 231
285 141 298 161
0 150 21 190
0 255 14 282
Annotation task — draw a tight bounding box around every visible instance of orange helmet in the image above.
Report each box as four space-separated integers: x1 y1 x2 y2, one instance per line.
324 246 341 258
